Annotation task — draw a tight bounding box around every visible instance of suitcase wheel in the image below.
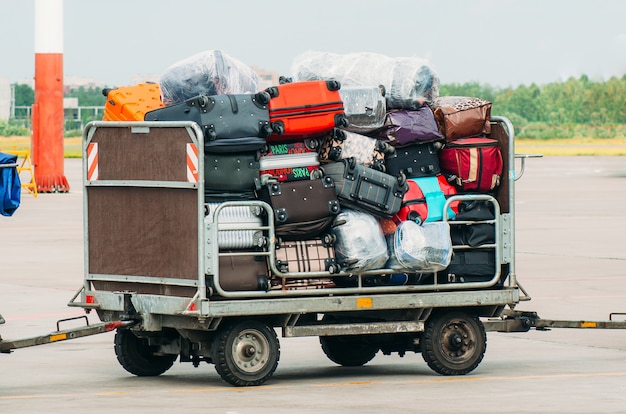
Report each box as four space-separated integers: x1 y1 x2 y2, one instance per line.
346 157 357 170
334 114 349 128
397 172 407 187
325 80 341 91
304 138 320 151
310 169 323 180
206 128 217 141
272 121 285 135
266 86 279 98
407 211 423 225
329 146 342 161
278 76 293 84
257 276 270 291
326 263 340 274
321 233 336 248
260 123 274 138
331 128 346 141
255 91 271 105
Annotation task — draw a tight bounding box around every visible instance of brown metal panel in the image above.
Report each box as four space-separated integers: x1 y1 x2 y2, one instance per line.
87 187 198 280
90 126 191 182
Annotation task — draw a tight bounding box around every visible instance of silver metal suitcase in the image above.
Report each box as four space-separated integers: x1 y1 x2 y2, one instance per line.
205 203 264 249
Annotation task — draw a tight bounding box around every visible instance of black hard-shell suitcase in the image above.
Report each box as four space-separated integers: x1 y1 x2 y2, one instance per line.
321 158 408 219
384 141 442 179
145 92 273 153
204 151 259 195
256 175 341 240
214 254 270 292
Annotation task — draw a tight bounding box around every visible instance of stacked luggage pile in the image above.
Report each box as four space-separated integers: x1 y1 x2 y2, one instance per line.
102 50 505 295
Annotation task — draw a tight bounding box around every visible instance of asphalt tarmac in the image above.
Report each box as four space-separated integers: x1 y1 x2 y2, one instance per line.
1 156 626 413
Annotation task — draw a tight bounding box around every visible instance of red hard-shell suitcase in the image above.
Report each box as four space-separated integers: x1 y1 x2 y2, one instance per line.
439 137 503 193
102 82 164 121
393 175 459 225
265 80 348 139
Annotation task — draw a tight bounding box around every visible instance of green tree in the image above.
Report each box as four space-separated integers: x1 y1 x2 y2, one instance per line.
13 83 34 106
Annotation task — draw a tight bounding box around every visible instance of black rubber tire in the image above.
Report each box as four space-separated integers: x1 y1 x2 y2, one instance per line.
212 320 280 387
320 335 378 367
114 329 177 377
421 311 486 376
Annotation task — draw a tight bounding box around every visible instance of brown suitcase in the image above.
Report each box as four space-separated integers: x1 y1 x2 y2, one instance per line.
215 254 269 292
432 96 492 142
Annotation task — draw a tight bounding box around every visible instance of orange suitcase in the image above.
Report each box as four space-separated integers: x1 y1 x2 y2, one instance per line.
102 82 164 121
265 80 348 139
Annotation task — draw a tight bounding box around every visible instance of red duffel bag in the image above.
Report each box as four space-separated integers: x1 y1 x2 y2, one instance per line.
439 137 503 193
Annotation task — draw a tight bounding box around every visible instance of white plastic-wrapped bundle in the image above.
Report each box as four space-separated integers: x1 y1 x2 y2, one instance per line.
292 51 440 109
160 50 259 105
331 209 389 272
386 221 452 273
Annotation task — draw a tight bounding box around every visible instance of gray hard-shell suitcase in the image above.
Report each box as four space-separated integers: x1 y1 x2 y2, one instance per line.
318 128 394 172
145 92 273 153
205 203 264 249
321 158 408 219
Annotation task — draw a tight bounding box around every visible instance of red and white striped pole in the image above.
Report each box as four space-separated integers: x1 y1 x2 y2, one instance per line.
33 0 69 192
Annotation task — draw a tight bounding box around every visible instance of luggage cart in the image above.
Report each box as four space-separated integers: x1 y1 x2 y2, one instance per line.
2 118 625 388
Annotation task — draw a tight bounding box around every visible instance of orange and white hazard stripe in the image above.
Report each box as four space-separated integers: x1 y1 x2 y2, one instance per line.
87 143 98 181
186 143 199 183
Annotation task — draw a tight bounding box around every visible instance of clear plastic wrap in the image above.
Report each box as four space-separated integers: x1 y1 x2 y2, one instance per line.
292 51 440 110
338 85 387 132
159 50 259 105
331 209 389 272
386 221 452 273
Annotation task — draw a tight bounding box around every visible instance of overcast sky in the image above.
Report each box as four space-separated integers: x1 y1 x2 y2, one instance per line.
1 0 625 88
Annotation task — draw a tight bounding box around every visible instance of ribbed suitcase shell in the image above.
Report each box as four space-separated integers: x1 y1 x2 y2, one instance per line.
205 203 263 249
102 83 164 121
259 152 320 182
266 80 347 139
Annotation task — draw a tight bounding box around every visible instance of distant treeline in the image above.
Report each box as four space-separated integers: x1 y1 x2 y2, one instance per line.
7 74 626 139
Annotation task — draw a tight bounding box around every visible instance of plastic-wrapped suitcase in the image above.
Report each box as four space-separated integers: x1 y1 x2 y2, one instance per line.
330 209 389 272
265 80 348 139
338 85 387 133
392 175 459 225
318 128 394 172
215 254 270 292
102 82 164 121
384 141 442 179
274 238 339 273
145 92 273 153
256 176 341 240
159 49 259 105
205 203 264 249
386 221 453 273
439 137 503 193
259 152 320 182
320 158 408 219
376 107 443 146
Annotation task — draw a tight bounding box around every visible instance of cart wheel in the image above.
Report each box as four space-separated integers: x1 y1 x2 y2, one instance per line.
421 311 486 376
320 335 378 367
211 320 280 387
114 329 177 377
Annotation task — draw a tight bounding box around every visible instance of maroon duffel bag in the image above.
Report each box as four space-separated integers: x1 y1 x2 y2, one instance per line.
439 137 503 193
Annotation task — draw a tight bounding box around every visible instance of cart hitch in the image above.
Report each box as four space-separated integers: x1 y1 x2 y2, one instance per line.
119 293 142 322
